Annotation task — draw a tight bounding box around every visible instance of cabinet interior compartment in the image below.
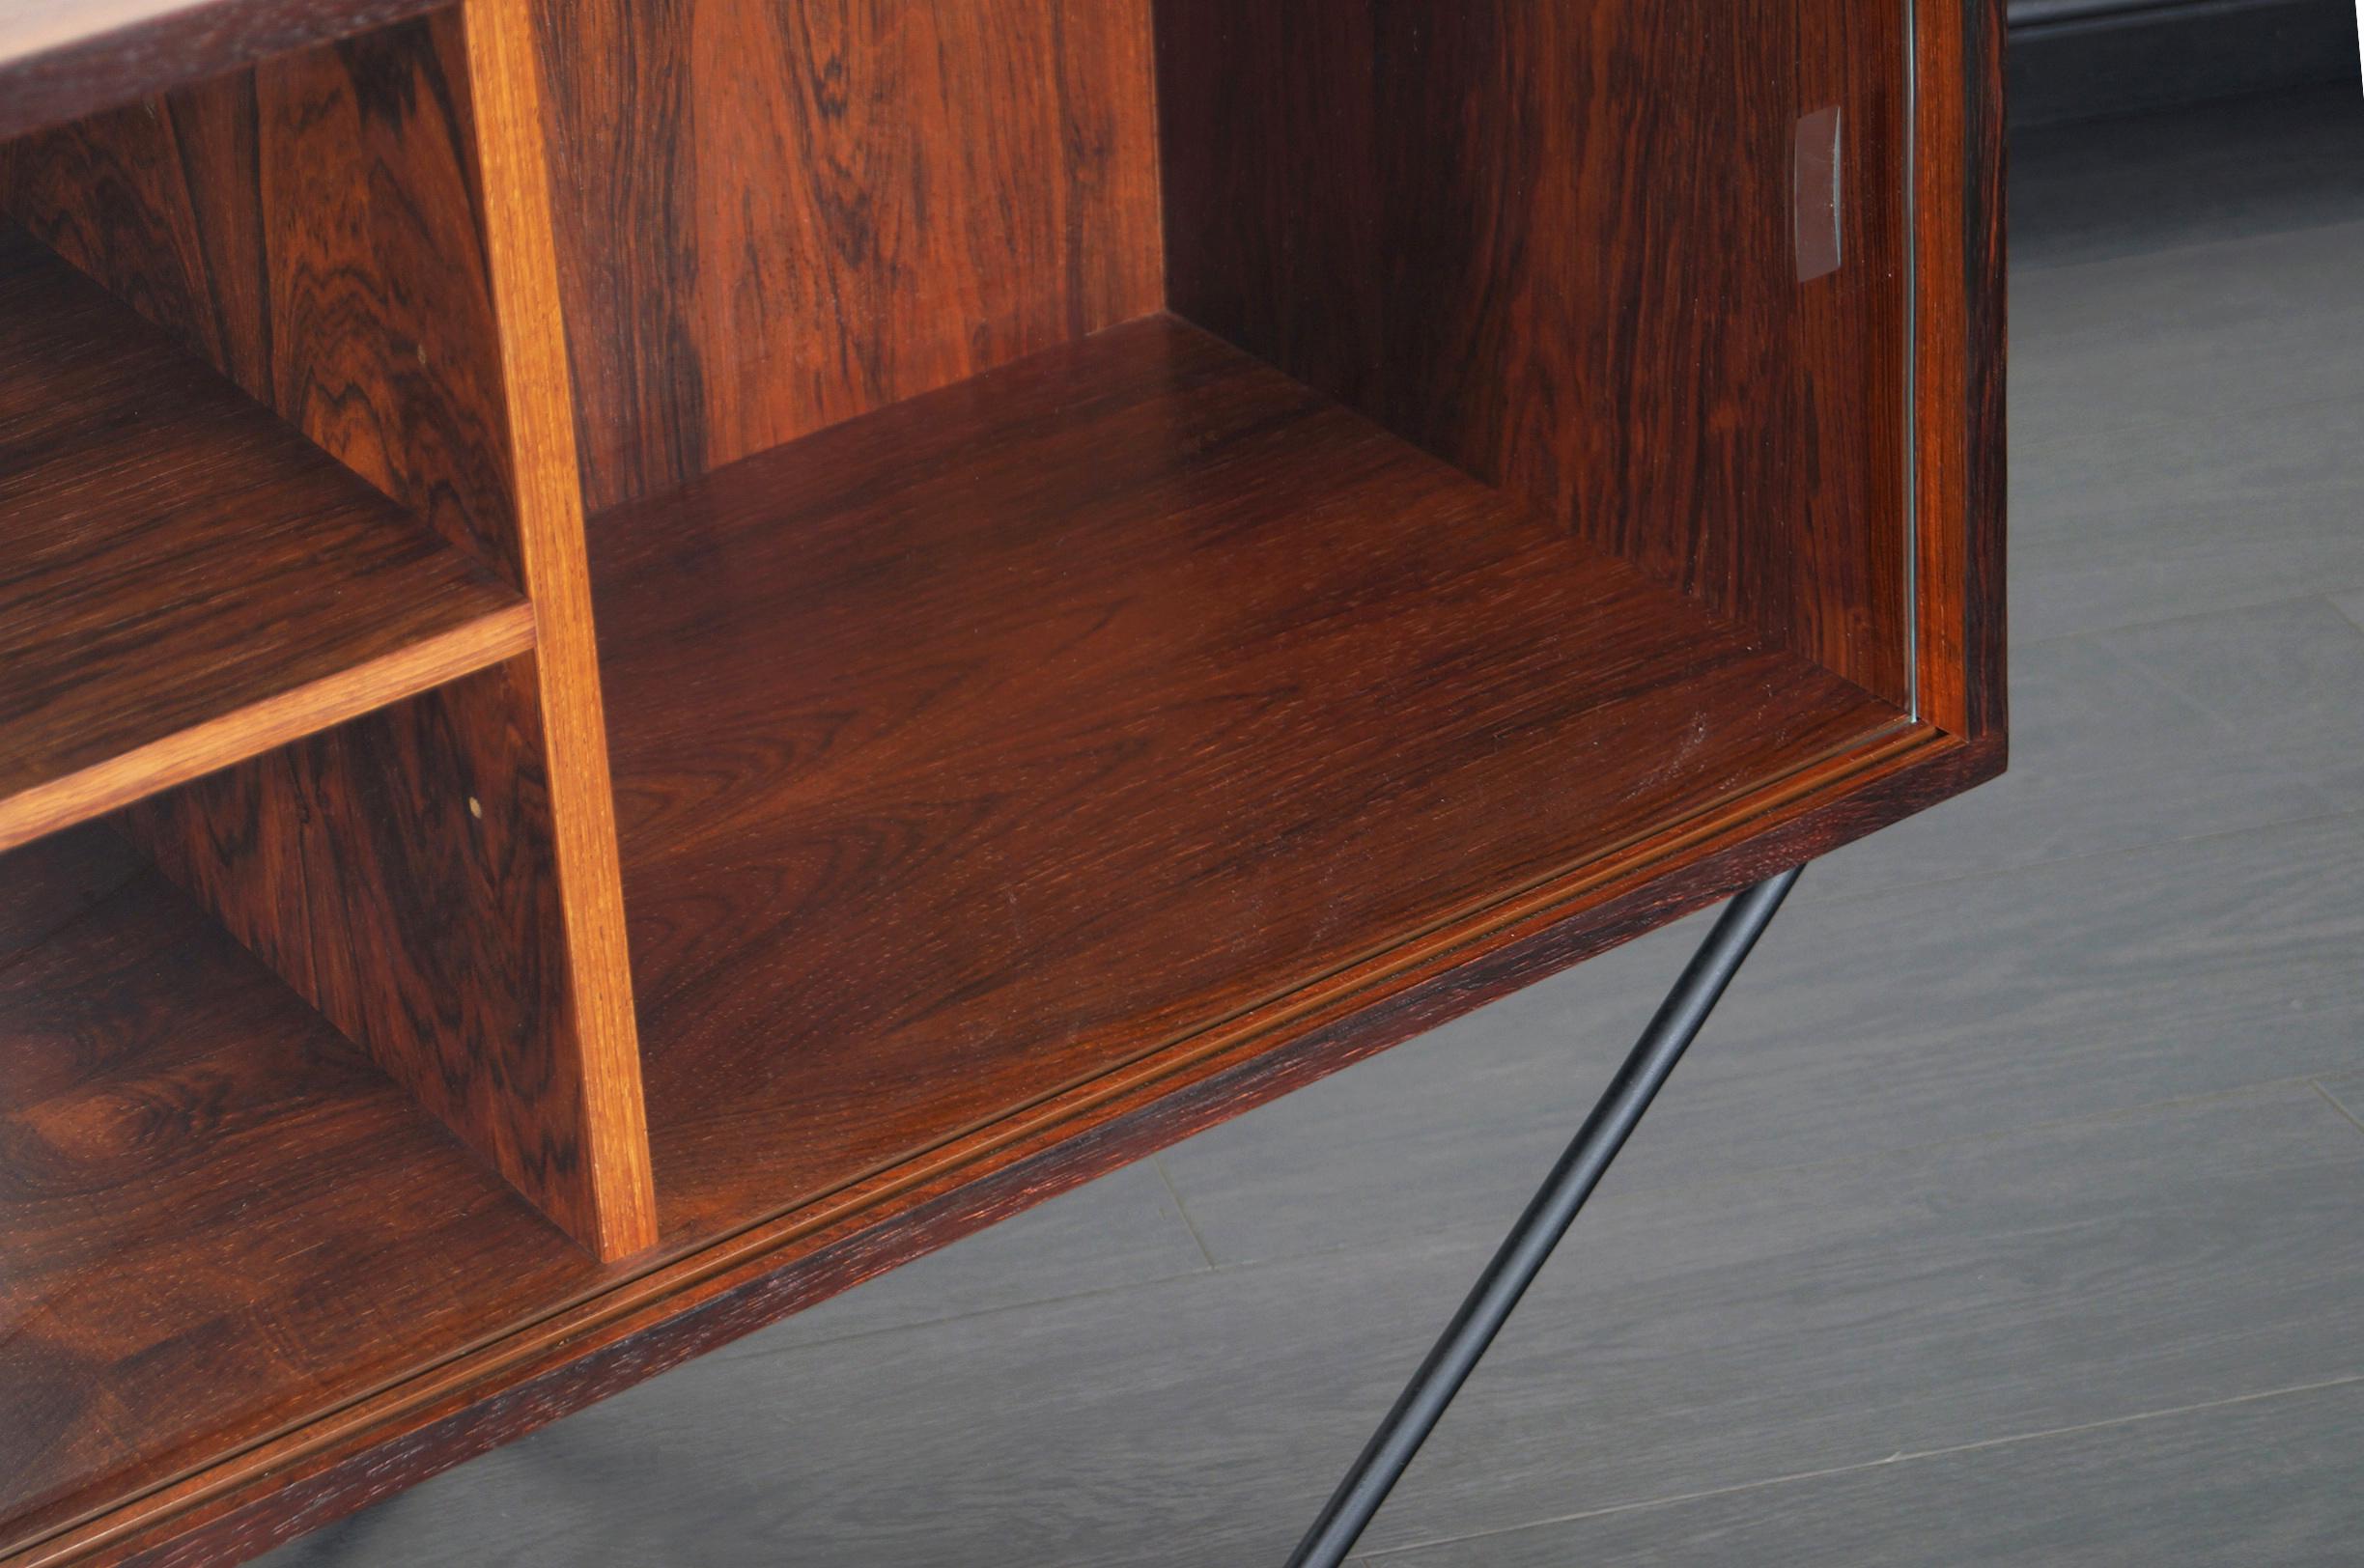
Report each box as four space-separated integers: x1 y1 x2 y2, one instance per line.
0 8 650 1551
0 0 1989 1560
543 0 1920 1241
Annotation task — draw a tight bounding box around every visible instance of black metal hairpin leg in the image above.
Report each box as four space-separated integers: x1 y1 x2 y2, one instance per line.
1286 866 1805 1568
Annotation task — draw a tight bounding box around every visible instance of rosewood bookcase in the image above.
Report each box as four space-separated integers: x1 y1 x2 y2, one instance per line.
0 1 2005 1562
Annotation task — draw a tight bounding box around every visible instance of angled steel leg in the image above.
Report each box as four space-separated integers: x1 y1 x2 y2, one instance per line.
1287 867 1804 1568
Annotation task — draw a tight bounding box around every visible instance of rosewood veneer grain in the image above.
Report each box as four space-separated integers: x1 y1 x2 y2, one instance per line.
530 0 1165 515
0 221 535 854
590 317 1914 1242
1 5 660 1261
0 0 447 144
0 0 2006 1560
1160 0 1914 706
0 827 607 1557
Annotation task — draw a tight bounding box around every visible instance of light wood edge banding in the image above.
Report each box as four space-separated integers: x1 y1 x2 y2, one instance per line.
0 599 535 856
457 0 658 1260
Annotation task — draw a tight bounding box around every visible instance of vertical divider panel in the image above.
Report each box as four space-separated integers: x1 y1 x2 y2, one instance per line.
452 0 657 1255
0 4 657 1258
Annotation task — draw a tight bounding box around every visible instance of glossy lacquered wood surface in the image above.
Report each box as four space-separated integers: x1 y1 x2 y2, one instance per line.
0 17 529 583
1914 0 2010 739
2 11 659 1255
0 1 2007 1559
588 316 1908 1241
0 220 534 854
456 0 658 1259
58 731 1997 1568
0 826 606 1557
1160 0 1911 707
117 660 623 1244
530 0 1165 512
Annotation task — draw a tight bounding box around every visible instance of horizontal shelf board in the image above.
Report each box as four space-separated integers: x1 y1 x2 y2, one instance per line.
0 223 536 854
590 315 1908 1244
0 826 606 1554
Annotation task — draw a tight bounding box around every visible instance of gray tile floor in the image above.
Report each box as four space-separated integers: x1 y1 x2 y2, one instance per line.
269 88 2364 1566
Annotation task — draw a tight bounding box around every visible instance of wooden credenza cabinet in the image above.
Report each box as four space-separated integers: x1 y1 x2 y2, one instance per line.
0 1 2004 1561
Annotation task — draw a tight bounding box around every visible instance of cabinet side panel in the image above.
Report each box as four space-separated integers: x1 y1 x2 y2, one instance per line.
531 0 1166 513
0 13 656 1257
1913 0 2008 739
1158 0 1911 706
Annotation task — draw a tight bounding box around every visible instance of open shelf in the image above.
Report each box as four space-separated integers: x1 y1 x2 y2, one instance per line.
590 317 1914 1243
0 826 604 1553
0 221 536 854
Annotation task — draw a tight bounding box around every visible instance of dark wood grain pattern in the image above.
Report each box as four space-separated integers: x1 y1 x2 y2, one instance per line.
0 220 535 854
1915 0 2010 739
453 0 659 1259
0 826 144 970
584 317 1908 1240
0 2 2006 1561
0 17 528 581
1158 0 1912 707
529 0 1165 512
25 729 2000 1568
0 826 608 1558
118 660 616 1254
1 14 660 1257
0 726 1997 1557
0 0 445 144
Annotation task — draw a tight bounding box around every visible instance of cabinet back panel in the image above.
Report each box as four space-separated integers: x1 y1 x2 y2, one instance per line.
533 0 1166 515
1159 0 1912 706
